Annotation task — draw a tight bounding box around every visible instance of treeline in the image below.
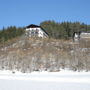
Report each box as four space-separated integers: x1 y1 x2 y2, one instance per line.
40 21 90 39
0 20 90 43
0 26 25 43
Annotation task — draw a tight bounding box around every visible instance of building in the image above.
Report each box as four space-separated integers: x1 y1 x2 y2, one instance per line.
73 31 90 41
25 24 48 38
73 32 80 41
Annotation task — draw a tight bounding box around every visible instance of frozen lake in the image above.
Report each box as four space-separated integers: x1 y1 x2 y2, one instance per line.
0 70 90 90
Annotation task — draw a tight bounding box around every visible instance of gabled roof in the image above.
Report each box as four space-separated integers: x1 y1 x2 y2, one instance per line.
26 24 40 28
40 27 49 36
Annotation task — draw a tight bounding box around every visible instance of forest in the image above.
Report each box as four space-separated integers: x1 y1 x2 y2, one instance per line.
40 21 90 39
0 20 90 43
0 26 25 43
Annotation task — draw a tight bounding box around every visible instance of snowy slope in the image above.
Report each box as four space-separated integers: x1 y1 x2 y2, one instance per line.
0 70 90 90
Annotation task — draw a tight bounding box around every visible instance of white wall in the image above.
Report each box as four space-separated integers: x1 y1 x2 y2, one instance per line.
25 27 47 38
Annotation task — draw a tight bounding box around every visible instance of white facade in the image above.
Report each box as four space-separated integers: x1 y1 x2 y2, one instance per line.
80 32 90 39
25 25 48 38
73 31 90 41
74 33 79 41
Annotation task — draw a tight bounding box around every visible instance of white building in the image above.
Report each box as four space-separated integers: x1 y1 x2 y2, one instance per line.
73 31 90 41
25 24 48 38
73 32 80 41
80 31 90 39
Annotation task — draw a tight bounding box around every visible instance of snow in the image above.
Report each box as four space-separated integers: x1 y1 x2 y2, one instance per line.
0 70 90 90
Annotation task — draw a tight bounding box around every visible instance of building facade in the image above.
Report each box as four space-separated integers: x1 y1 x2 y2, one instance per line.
73 31 90 41
25 24 48 38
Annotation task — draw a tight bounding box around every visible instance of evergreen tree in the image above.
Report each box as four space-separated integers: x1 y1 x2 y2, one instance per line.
40 20 90 39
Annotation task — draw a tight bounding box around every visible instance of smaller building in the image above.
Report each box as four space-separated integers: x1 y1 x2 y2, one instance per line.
25 24 48 38
73 31 90 41
73 32 80 41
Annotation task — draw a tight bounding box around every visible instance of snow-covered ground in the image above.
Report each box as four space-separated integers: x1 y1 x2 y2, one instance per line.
0 70 90 90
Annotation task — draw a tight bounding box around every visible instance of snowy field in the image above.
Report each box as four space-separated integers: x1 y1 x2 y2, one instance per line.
0 70 90 90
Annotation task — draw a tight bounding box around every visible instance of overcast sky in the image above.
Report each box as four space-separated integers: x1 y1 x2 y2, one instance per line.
0 0 90 29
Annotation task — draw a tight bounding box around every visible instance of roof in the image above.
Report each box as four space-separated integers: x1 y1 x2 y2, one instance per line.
26 24 40 28
40 27 49 36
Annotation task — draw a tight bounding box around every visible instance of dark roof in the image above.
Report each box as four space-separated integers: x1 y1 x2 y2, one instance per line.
26 24 40 28
40 27 49 36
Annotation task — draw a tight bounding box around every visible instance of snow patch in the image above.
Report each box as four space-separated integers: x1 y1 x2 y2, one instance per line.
0 69 90 83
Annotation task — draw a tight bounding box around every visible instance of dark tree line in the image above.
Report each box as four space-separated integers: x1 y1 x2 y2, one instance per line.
40 20 90 39
0 26 25 43
0 20 90 43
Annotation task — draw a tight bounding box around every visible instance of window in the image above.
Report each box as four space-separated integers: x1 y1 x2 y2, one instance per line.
35 29 39 34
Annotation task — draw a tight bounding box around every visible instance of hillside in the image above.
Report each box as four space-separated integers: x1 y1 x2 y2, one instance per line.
0 37 90 73
0 21 90 73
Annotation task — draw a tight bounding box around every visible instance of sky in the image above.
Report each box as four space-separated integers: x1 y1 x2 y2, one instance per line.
0 0 90 29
